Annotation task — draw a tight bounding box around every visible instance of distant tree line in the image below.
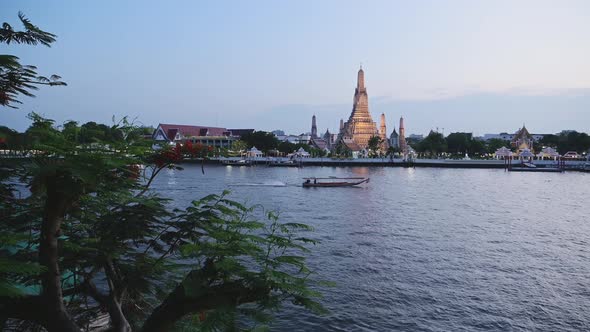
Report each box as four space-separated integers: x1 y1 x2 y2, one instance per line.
409 131 590 158
0 117 154 150
537 132 590 154
238 131 326 156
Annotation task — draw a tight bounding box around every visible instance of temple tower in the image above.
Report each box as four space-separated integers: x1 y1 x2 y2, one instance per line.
379 113 389 149
311 115 318 138
339 119 344 132
399 116 407 151
379 113 387 142
340 66 379 149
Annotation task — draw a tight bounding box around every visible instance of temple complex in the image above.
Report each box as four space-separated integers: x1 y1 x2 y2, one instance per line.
338 66 379 150
309 115 330 151
511 125 534 152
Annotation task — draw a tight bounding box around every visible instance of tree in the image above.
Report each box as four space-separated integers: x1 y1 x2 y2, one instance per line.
277 140 296 154
1 12 66 108
446 132 472 154
367 136 382 158
386 146 399 161
240 131 279 153
468 138 486 156
1 13 323 331
486 138 509 154
539 134 559 148
416 131 447 157
230 139 248 153
0 115 325 332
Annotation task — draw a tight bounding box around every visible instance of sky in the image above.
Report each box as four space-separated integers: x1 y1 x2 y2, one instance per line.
1 0 590 136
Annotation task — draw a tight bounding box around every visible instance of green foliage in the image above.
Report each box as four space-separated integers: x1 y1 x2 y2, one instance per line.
415 131 447 156
486 138 510 154
0 115 324 331
332 143 352 158
446 132 472 154
539 131 590 154
231 140 248 154
167 192 324 329
367 136 382 158
277 141 294 154
1 12 66 108
240 131 279 153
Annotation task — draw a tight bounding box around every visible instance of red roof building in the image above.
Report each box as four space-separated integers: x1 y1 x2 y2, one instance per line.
152 124 254 148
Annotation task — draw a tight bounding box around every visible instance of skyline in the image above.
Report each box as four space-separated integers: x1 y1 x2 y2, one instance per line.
2 0 590 135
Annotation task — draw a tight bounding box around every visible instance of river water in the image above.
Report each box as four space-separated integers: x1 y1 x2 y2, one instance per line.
151 165 590 331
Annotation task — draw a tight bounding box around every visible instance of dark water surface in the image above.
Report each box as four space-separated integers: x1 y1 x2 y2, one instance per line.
152 165 590 331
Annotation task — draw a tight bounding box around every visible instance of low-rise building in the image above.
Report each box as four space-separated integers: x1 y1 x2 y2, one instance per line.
275 134 311 145
152 123 253 148
483 129 548 142
409 134 424 141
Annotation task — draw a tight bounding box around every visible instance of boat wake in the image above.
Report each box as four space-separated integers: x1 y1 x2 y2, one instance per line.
229 181 287 187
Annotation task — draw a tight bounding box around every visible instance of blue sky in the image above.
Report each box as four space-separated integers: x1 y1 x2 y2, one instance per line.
2 0 589 135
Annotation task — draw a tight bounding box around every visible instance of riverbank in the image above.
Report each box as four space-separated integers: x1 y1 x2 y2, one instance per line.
188 157 589 171
3 155 587 171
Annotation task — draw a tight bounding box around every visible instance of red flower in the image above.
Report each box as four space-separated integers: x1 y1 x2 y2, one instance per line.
127 164 141 179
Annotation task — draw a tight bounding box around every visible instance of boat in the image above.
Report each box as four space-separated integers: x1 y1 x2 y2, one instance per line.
222 159 252 166
269 160 301 167
302 177 369 187
522 162 537 168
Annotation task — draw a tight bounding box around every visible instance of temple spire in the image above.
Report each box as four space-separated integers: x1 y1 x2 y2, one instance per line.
357 66 365 90
399 116 407 152
311 114 317 138
379 113 387 139
337 66 378 149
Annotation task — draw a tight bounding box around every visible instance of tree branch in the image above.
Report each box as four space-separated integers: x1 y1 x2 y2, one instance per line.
140 280 269 332
38 174 80 332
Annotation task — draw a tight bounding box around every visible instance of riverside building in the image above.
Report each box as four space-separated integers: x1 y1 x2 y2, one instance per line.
152 123 253 148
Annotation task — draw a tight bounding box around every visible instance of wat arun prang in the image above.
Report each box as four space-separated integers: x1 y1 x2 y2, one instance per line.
338 66 389 151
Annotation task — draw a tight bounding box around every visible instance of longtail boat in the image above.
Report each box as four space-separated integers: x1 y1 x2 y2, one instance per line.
302 177 369 188
222 159 252 166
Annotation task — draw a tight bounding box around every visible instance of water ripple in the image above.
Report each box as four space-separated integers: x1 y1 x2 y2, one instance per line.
152 166 590 331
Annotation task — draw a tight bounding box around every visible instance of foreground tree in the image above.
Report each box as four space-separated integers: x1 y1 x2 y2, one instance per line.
0 115 325 331
1 15 324 329
1 12 66 108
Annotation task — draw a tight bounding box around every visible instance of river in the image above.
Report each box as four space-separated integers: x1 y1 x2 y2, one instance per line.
151 165 590 331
